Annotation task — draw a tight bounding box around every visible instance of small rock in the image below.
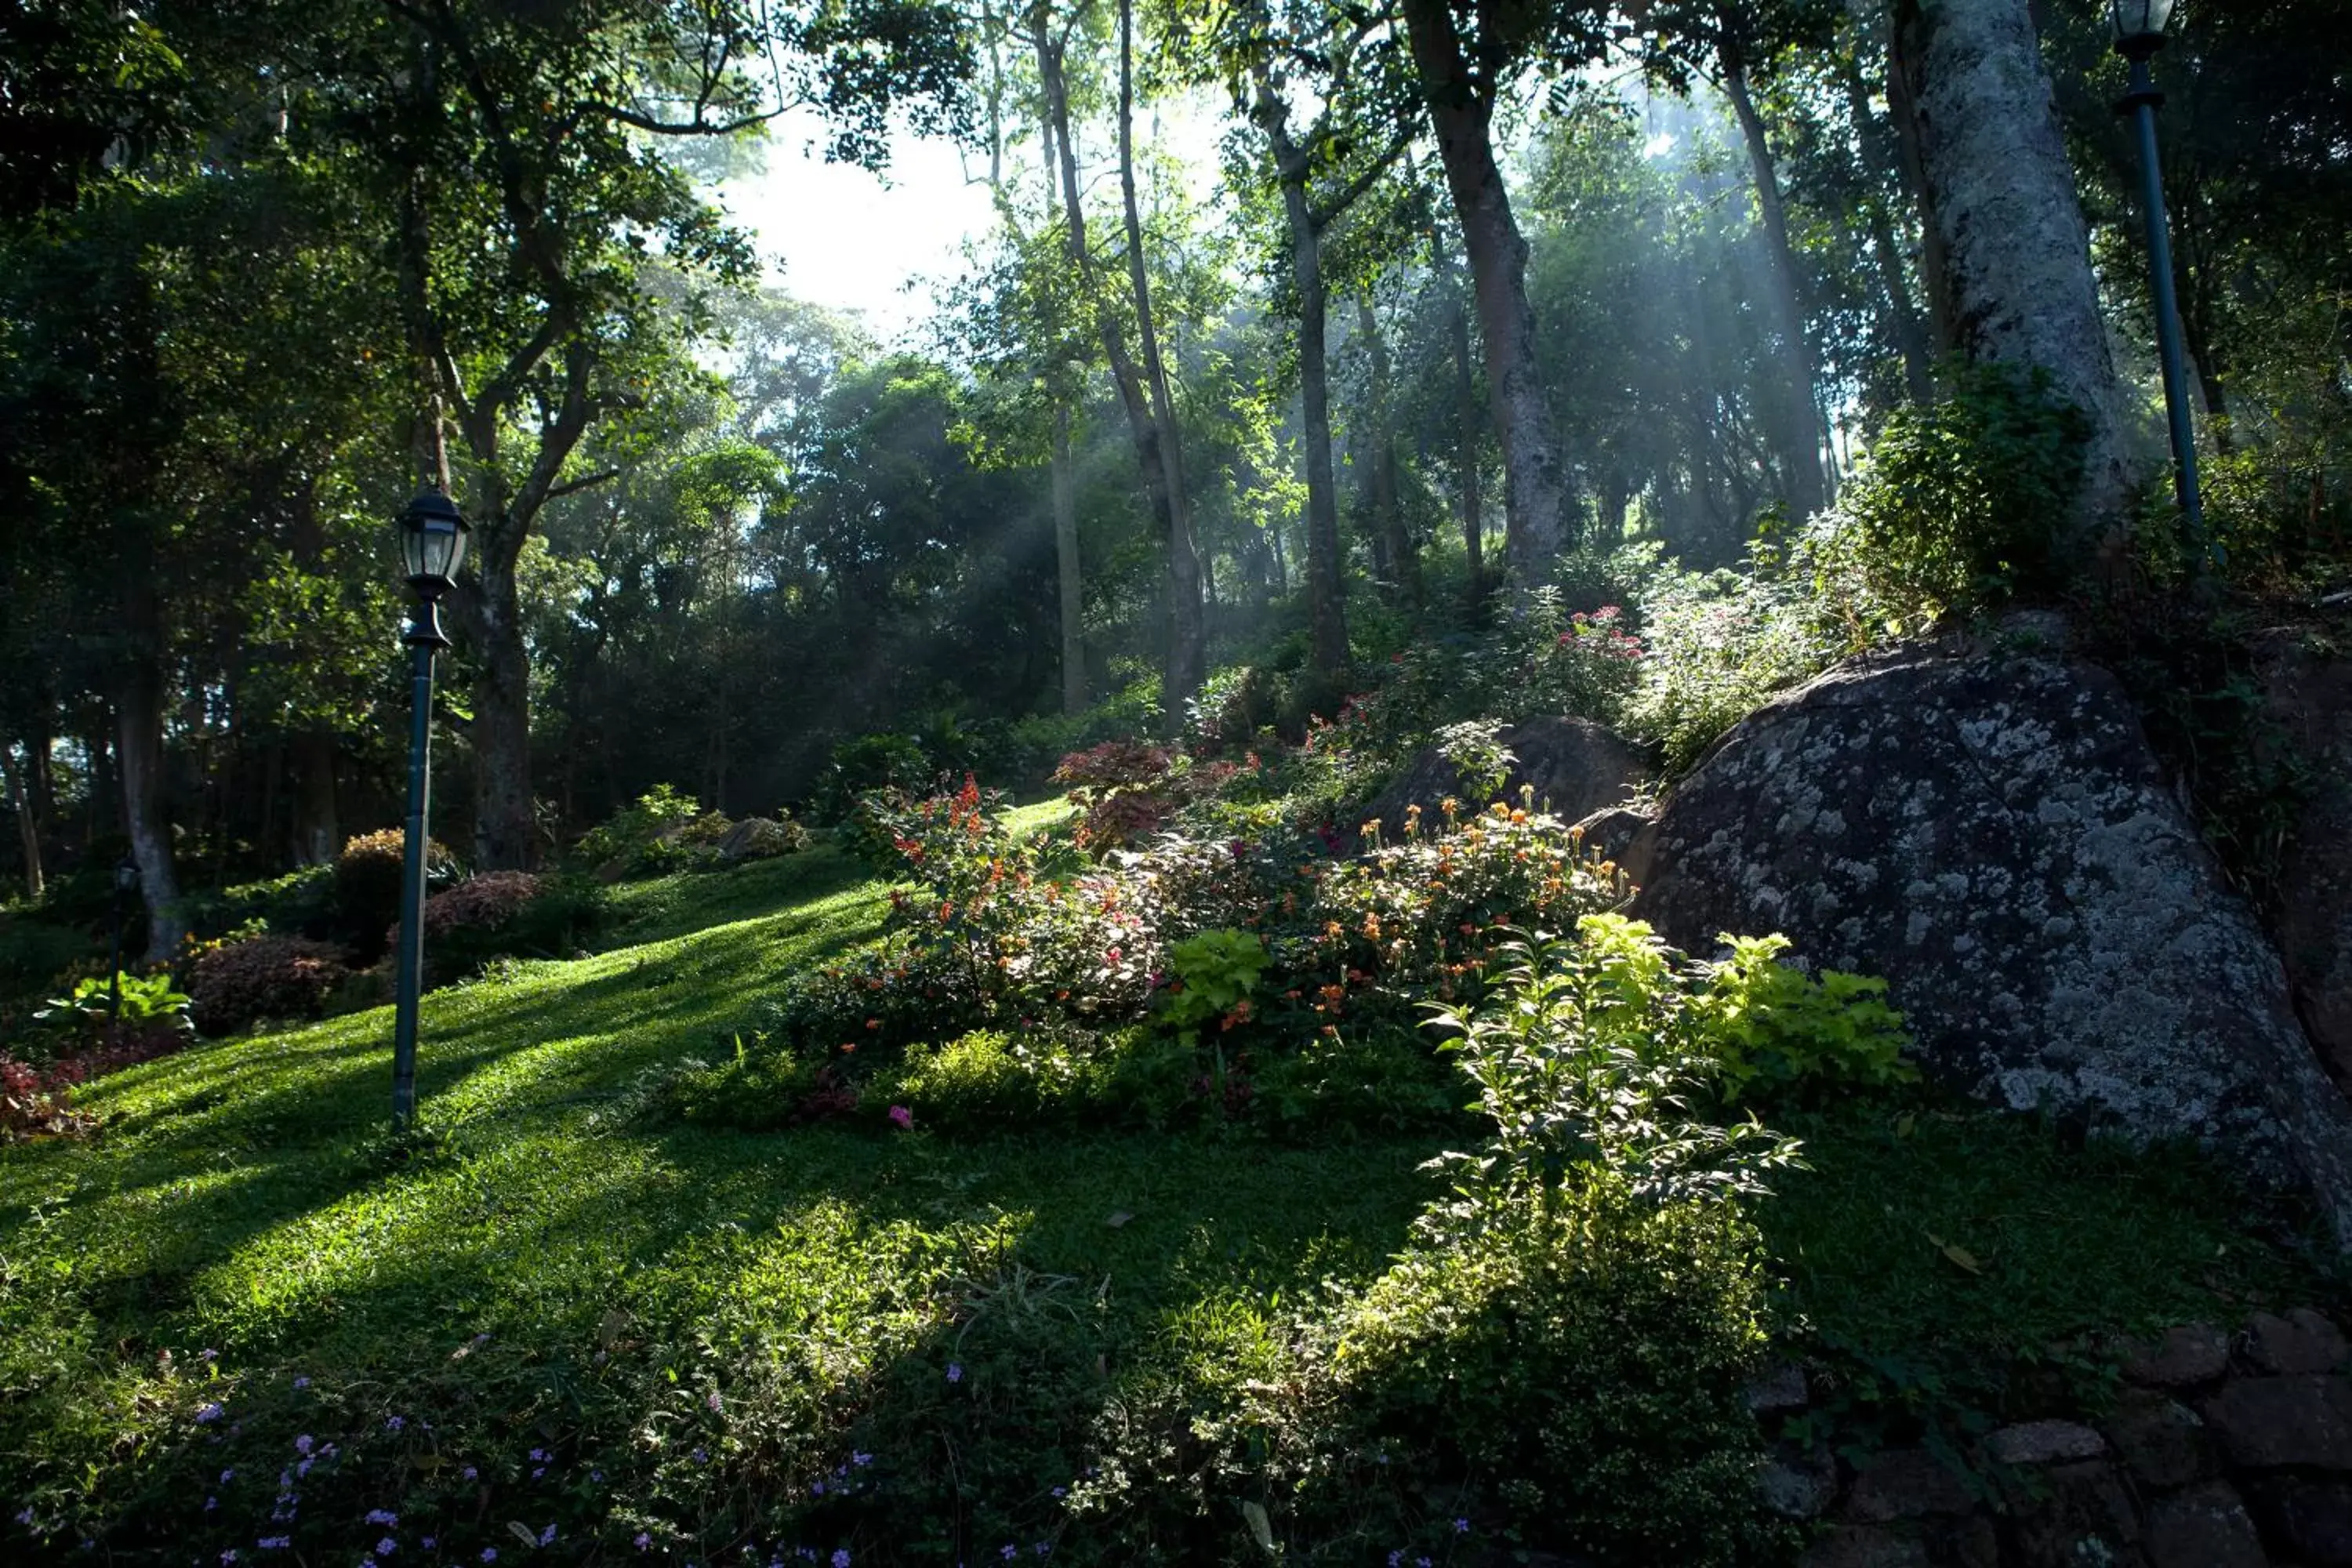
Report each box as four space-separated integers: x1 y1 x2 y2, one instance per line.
1757 1439 1837 1519
2123 1323 2231 1388
2243 1307 2350 1375
2142 1482 2267 1568
1986 1419 2106 1466
1799 1526 1932 1568
1842 1447 1978 1523
2005 1460 2139 1568
2201 1373 2352 1470
2244 1474 2352 1566
1745 1360 1809 1414
1569 804 1650 869
2099 1388 2215 1490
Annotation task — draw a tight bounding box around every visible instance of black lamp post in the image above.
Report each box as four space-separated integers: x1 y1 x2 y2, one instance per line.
390 485 468 1128
107 855 138 1025
2108 0 2216 566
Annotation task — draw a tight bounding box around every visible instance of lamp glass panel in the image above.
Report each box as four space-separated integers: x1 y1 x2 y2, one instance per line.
420 518 464 580
2111 0 2174 39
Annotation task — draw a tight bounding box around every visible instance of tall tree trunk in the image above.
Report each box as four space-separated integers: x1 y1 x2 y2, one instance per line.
1882 13 1956 356
1035 10 1196 727
1254 67 1348 679
1357 296 1413 601
468 536 535 869
1116 0 1204 713
1 742 43 899
1841 56 1935 402
1892 0 2136 539
117 586 182 963
1398 0 1573 584
1449 265 1486 601
1722 55 1826 521
1053 402 1087 715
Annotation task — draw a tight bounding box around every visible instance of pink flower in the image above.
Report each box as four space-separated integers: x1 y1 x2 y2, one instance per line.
888 1105 913 1131
1105 947 1123 965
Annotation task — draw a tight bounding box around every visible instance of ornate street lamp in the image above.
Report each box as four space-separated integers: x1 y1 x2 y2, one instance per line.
390 484 467 1127
2109 0 2216 565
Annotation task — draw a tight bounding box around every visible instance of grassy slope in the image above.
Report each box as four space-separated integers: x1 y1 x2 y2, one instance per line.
2 821 2339 1561
0 834 1444 1560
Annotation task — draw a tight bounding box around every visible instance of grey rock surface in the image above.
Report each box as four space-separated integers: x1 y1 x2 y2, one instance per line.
1359 716 1646 841
2257 629 2352 1080
1985 1420 2106 1466
2100 1389 2214 1490
2124 1324 2232 1389
2244 1307 2350 1376
2201 1374 2352 1471
1624 642 2352 1247
2142 1481 2268 1568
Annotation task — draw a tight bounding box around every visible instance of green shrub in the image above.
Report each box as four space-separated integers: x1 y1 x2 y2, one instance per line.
574 783 704 877
1152 927 1268 1034
1627 564 1839 773
1696 932 1915 1105
1336 1179 1785 1566
1817 360 2092 622
187 934 352 1036
425 872 608 980
182 863 339 943
816 732 933 822
334 829 457 955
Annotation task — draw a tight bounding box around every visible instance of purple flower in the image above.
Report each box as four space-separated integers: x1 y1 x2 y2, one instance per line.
201 1348 219 1362
422 1543 435 1553
219 1469 235 1484
361 1557 378 1568
296 1459 313 1478
366 1512 398 1526
196 1403 226 1424
851 1452 871 1468
258 1539 290 1551
946 1363 963 1384
532 1468 545 1480
590 1470 604 1483
1000 1548 1016 1562
691 1447 706 1465
295 1436 314 1455
472 1333 491 1345
1051 1487 1065 1499
635 1534 652 1552
292 1377 311 1390
220 1554 239 1566
379 1539 398 1555
462 1467 478 1482
13 1506 33 1526
831 1554 851 1568
205 1497 219 1513
481 1552 497 1564
529 1449 547 1463
384 1416 406 1433
887 1105 913 1130
809 1481 824 1497
539 1526 557 1547
1454 1518 1469 1534
706 1392 724 1413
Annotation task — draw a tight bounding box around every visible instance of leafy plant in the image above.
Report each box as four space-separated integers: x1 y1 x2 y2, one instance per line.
1695 933 1915 1105
573 783 704 877
35 971 194 1036
1431 719 1515 807
1153 927 1269 1035
1817 359 2092 622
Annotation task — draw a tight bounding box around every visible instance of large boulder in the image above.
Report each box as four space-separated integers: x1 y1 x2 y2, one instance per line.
1623 641 2352 1248
1359 716 1646 840
2256 628 2352 1079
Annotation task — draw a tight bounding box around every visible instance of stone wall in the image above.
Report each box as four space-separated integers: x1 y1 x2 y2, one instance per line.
1773 1310 2352 1566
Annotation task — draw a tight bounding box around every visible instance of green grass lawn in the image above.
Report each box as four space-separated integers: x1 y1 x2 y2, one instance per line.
2 831 2339 1565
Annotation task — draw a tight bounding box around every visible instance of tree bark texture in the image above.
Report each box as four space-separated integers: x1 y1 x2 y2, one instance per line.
1841 55 1936 402
1357 296 1413 599
1450 265 1486 601
1036 12 1197 728
2 742 43 899
1723 56 1827 521
1892 0 2136 534
116 586 183 964
1117 0 1205 713
1399 0 1573 585
1253 67 1349 678
1053 402 1087 715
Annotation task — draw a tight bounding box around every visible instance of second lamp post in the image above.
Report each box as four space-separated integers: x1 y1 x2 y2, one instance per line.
391 485 468 1129
2108 0 2216 566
